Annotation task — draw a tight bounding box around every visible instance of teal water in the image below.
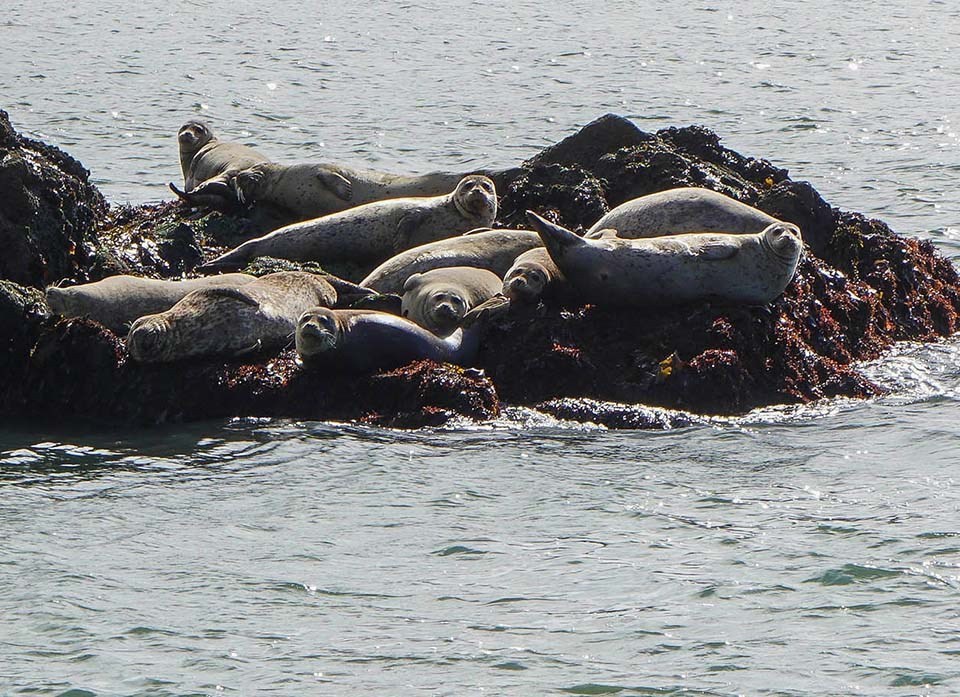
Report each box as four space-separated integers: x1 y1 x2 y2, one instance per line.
3 1 960 694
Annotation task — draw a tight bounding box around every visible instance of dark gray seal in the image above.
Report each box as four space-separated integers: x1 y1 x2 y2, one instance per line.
200 175 498 271
401 266 502 336
295 308 480 373
45 273 256 333
528 211 803 307
170 120 271 210
361 228 543 294
126 271 369 363
587 187 781 238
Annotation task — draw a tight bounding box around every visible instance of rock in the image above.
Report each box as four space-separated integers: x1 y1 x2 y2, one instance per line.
0 112 957 427
0 110 107 287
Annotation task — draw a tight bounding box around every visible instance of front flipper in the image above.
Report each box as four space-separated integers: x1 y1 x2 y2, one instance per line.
315 167 354 201
395 209 427 250
698 241 741 261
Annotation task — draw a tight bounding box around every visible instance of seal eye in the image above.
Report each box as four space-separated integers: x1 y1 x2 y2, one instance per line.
599 272 609 282
402 309 409 317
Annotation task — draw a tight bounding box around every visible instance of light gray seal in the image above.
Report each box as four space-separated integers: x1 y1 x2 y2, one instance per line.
45 273 256 333
126 271 370 363
170 120 271 210
361 228 543 294
586 187 781 239
200 175 498 271
501 247 567 305
295 308 480 373
401 266 502 336
233 162 498 220
527 211 803 307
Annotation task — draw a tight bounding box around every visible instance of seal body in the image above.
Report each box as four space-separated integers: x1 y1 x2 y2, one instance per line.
501 247 567 305
528 211 803 307
295 308 478 373
361 229 543 294
201 175 498 270
401 266 502 336
173 120 271 210
45 273 256 333
233 162 501 220
126 272 340 363
587 187 781 238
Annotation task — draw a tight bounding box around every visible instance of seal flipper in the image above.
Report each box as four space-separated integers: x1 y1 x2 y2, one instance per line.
396 209 427 250
320 273 377 307
315 167 354 201
191 286 261 307
698 241 741 261
525 210 584 263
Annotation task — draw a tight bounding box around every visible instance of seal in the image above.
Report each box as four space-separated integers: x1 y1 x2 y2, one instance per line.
200 175 498 271
45 273 257 333
232 162 503 220
527 211 803 307
401 266 502 336
126 271 370 363
586 187 781 238
295 308 480 373
501 247 567 305
360 228 543 294
171 120 271 210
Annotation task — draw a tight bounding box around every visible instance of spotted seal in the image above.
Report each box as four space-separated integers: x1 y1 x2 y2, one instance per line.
586 187 781 239
295 308 481 373
400 266 502 336
126 271 371 363
232 162 504 220
200 175 498 271
527 211 803 307
170 120 271 210
360 228 542 294
45 273 256 333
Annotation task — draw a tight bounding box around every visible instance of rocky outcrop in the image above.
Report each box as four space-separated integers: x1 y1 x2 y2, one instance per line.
0 111 957 428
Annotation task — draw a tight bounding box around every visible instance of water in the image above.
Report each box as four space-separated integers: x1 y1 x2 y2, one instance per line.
2 1 960 694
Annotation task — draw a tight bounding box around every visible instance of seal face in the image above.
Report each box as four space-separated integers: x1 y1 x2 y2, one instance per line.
295 308 477 373
45 273 257 333
126 272 339 363
587 187 782 239
528 211 803 308
401 266 502 336
501 247 565 305
360 228 543 294
200 175 499 271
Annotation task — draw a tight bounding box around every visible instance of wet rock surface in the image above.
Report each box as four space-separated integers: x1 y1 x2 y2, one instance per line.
0 112 957 428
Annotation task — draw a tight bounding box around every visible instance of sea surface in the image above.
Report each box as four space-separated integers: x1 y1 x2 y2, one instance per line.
2 1 960 695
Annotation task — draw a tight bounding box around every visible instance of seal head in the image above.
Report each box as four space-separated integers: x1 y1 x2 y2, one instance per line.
451 175 498 223
295 308 342 358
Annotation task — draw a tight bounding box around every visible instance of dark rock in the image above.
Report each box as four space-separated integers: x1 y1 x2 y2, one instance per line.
0 112 957 428
0 110 107 287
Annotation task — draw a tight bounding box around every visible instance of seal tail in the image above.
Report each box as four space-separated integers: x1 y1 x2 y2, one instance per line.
196 245 253 274
525 211 583 263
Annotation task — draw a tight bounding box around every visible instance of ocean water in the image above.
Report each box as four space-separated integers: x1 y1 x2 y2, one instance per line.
2 1 960 695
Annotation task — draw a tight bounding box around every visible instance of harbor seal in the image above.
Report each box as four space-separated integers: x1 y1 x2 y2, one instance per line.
126 271 367 363
45 273 256 333
361 228 543 294
501 247 567 305
401 266 502 336
171 120 271 210
527 211 803 307
200 175 498 271
295 308 480 373
232 162 501 220
586 187 781 238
